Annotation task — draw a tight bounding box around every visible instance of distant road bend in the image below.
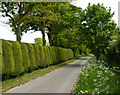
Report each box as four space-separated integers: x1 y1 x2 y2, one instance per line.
5 56 91 93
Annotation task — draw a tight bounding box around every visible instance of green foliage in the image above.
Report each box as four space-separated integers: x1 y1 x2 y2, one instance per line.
78 45 91 55
54 47 59 63
104 35 120 65
0 40 2 68
51 47 56 64
11 41 24 76
2 40 15 77
47 47 52 65
74 57 120 94
26 43 36 71
34 38 43 46
33 44 40 68
0 40 2 75
0 40 4 75
20 3 68 45
0 2 37 42
81 3 116 59
48 47 53 65
74 49 81 59
21 43 30 72
39 46 45 67
51 4 82 48
2 55 4 75
43 47 49 67
2 40 73 80
57 48 62 62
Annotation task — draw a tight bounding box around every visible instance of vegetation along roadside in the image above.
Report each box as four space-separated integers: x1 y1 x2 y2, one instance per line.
74 56 120 94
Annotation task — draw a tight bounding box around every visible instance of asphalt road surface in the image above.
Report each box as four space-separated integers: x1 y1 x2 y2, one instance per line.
6 56 91 93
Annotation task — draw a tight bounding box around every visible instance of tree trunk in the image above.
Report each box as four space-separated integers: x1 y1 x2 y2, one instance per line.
42 31 46 46
47 32 53 46
42 21 46 46
54 36 58 46
16 25 21 42
95 49 100 60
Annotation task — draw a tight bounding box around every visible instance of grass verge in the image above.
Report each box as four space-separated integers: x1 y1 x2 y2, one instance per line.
74 56 120 94
2 59 76 93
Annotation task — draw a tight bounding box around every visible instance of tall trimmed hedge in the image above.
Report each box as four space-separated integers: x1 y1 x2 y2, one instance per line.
47 47 52 65
2 40 15 77
39 46 45 67
51 47 56 64
2 40 73 80
2 55 4 75
43 47 49 67
0 40 2 75
33 44 40 68
26 43 36 71
21 43 30 72
11 41 24 76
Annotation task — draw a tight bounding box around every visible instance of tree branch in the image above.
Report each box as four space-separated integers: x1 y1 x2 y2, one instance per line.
4 2 16 30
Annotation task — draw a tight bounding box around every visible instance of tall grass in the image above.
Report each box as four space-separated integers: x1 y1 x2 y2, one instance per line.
74 56 120 94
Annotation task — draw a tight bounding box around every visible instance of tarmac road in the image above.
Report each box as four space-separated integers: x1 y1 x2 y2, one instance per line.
5 56 91 93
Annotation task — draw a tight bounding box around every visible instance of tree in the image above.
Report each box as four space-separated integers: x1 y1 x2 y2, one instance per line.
34 38 43 46
0 2 37 42
18 2 66 46
104 28 120 64
49 4 82 47
81 3 117 60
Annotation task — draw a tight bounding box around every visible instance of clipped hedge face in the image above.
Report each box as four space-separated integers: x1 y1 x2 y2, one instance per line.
2 40 15 76
50 47 54 65
11 41 24 76
39 46 45 67
48 47 52 65
43 47 49 67
46 47 51 66
21 43 30 72
26 43 36 70
54 47 58 64
2 55 4 75
0 40 2 75
2 39 74 79
51 47 55 64
33 44 40 67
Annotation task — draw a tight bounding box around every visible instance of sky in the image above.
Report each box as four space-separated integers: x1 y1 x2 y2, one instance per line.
0 0 120 43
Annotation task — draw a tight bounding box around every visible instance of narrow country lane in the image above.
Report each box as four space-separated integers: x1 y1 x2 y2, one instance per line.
5 56 91 94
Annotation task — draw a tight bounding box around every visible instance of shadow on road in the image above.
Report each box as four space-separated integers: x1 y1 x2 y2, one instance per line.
65 63 84 68
79 56 91 60
79 58 88 60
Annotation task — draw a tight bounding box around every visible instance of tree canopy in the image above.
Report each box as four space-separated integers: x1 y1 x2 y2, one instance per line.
80 3 117 59
0 2 118 59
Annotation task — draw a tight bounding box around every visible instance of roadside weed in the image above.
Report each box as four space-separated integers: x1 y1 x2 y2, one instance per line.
74 57 120 94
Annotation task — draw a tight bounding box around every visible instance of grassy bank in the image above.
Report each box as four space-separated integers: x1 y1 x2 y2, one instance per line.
2 59 76 93
74 57 120 94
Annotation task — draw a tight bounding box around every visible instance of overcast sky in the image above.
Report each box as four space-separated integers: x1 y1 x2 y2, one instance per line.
0 0 120 43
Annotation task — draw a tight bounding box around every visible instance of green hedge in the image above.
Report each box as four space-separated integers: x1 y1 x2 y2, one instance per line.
2 40 15 77
48 47 52 65
21 43 30 72
26 43 36 71
39 46 45 67
51 47 56 64
43 47 49 67
2 40 73 80
2 55 4 75
11 41 24 76
0 40 2 75
33 44 40 68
